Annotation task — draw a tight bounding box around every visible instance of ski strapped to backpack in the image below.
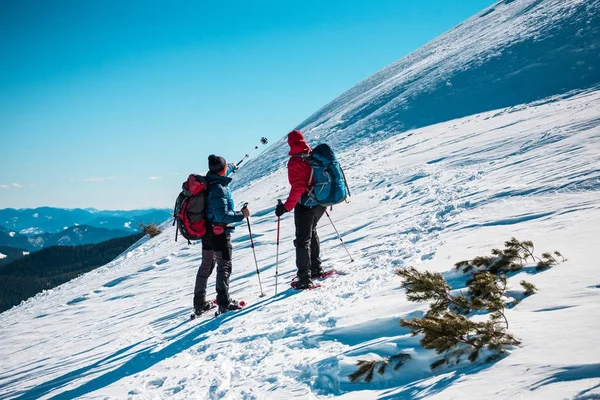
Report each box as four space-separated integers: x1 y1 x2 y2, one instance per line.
173 174 208 244
296 143 351 207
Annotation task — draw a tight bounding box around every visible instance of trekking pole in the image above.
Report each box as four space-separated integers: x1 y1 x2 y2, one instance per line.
243 203 266 297
275 199 282 295
325 210 354 263
235 137 268 169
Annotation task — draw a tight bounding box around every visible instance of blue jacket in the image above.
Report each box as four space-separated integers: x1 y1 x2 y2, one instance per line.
205 164 244 229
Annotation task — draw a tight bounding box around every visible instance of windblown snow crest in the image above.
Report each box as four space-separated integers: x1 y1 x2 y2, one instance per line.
233 0 600 189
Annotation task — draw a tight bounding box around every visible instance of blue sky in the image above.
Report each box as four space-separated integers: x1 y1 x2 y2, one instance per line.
0 0 494 210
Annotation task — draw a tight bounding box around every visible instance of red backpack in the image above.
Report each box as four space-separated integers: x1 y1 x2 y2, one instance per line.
173 174 208 243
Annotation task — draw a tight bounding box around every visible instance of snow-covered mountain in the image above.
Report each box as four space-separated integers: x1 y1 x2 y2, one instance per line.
0 207 171 235
1 0 599 399
233 0 600 189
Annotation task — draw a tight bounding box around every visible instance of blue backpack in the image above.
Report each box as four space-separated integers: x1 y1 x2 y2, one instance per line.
299 144 350 207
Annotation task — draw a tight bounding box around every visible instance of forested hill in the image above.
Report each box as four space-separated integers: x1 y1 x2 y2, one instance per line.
0 233 144 313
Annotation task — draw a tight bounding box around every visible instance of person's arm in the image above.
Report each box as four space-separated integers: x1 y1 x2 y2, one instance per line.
211 186 244 223
283 159 310 211
226 163 238 177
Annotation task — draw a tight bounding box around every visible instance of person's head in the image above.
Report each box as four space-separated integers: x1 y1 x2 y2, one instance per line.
287 130 310 155
208 154 227 176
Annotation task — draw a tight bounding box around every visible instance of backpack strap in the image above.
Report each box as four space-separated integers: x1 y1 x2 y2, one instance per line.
305 167 315 199
340 164 351 198
292 152 316 202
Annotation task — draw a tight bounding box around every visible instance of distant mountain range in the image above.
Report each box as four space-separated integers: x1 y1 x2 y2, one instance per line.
0 207 171 236
0 225 137 251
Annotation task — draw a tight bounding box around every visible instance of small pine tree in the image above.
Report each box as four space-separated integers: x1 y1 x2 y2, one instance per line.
349 360 377 383
455 238 564 275
397 265 519 364
397 267 453 315
140 222 162 238
536 252 559 270
520 280 537 296
350 238 563 383
349 353 411 383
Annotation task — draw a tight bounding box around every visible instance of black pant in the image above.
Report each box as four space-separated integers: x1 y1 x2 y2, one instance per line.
193 231 233 310
293 204 327 280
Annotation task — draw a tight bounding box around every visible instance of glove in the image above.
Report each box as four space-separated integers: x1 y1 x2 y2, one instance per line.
241 206 250 219
275 203 288 217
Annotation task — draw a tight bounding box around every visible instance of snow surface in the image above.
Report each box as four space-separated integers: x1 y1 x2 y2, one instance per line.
18 227 43 236
1 89 599 399
2 0 599 397
26 236 44 248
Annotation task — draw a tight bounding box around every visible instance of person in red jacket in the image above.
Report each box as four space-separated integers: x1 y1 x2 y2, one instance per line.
275 130 327 289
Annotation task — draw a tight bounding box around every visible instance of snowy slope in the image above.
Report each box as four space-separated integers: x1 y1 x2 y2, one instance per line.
2 0 600 398
1 88 599 399
233 0 600 188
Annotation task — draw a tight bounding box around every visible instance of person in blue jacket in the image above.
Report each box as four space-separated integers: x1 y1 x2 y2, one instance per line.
193 154 250 316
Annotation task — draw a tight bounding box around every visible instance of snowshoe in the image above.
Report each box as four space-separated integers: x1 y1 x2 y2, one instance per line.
313 269 344 280
190 300 216 320
215 300 246 316
310 267 326 278
291 277 320 290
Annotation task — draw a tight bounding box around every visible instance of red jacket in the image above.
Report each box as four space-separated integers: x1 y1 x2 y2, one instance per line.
284 130 313 211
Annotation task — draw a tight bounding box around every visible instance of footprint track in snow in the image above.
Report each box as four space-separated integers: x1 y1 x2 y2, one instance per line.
137 265 155 273
66 296 88 306
104 276 131 288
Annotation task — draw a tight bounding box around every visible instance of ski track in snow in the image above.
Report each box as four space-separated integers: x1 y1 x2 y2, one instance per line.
0 89 599 399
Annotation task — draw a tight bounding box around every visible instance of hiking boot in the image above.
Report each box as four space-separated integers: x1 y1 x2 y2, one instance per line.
294 277 315 290
311 267 325 278
194 300 214 316
218 300 242 314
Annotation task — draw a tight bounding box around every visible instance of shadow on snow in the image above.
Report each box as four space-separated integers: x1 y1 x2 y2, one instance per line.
11 289 302 400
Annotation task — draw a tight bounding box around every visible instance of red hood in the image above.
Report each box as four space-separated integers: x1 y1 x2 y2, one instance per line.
287 130 311 155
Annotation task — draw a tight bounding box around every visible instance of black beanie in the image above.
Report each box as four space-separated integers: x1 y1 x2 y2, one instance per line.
208 154 227 173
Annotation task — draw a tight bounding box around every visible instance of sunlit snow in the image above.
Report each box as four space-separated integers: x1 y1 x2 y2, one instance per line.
1 0 599 398
0 89 598 399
